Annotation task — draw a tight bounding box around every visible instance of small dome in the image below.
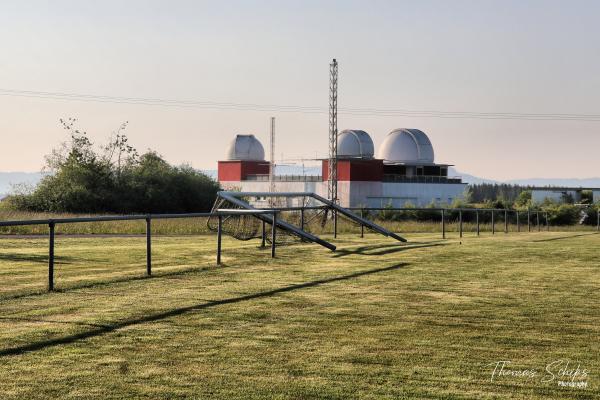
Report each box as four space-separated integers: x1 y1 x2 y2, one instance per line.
337 130 374 159
377 128 435 163
225 134 265 161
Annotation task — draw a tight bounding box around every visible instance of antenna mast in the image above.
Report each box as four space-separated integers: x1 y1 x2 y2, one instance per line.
328 58 338 203
269 117 275 195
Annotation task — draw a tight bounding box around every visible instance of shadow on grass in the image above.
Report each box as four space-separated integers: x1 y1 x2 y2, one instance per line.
0 253 76 264
0 264 221 302
0 262 409 357
531 232 599 242
333 242 447 258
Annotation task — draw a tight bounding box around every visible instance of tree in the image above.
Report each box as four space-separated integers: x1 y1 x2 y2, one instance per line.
7 118 220 213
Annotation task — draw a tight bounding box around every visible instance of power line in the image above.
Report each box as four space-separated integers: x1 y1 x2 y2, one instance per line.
2 88 600 122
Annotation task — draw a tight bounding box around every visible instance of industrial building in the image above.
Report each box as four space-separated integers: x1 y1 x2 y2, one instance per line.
218 128 467 207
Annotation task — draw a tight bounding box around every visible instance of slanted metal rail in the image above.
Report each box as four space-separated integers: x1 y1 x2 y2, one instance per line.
217 191 407 246
216 192 337 251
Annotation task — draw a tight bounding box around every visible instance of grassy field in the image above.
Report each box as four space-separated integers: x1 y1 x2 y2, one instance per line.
0 231 598 399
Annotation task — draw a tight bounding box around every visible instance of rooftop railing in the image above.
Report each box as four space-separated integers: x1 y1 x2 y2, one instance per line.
382 175 463 184
245 174 322 182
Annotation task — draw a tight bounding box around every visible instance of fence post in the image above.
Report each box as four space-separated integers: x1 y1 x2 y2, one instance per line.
300 208 305 231
217 215 222 265
360 209 364 238
516 211 520 232
261 220 266 247
527 210 531 232
476 210 480 236
333 209 338 238
146 216 152 276
491 210 495 235
504 209 508 234
597 209 599 232
441 209 446 239
271 212 276 258
459 210 463 238
546 212 550 232
537 212 540 232
48 221 55 291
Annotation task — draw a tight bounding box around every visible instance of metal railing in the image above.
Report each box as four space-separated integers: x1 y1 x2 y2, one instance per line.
382 175 463 184
346 207 575 239
0 210 278 292
245 174 322 182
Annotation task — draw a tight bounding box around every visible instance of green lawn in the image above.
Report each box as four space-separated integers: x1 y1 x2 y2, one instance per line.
0 231 598 399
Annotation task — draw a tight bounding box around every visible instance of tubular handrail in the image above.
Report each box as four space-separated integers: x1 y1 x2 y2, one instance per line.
0 209 280 293
0 210 277 228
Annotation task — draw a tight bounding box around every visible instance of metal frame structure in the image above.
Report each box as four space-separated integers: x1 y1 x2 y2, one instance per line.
328 58 338 203
269 116 275 196
217 191 336 251
216 191 407 251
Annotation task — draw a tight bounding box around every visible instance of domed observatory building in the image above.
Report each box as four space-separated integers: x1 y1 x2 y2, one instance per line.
218 135 269 181
217 129 467 207
321 129 385 206
373 129 467 207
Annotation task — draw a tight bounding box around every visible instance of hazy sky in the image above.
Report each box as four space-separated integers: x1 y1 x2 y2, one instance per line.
1 0 599 180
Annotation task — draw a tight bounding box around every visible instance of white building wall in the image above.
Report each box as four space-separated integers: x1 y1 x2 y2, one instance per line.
371 182 467 207
221 180 467 208
531 190 580 204
220 180 323 207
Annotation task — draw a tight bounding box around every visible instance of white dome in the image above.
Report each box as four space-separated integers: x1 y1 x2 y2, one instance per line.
225 134 265 161
337 129 374 158
377 128 435 163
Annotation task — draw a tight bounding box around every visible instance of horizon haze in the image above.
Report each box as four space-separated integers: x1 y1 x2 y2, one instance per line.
1 0 599 181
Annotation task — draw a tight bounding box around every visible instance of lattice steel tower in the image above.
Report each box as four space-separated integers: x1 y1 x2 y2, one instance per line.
328 58 338 203
269 117 275 195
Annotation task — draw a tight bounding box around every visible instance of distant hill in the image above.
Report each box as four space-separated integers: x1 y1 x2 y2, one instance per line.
448 167 497 184
2 168 599 200
0 172 46 198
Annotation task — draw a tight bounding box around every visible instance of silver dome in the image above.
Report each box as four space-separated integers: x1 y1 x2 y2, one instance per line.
377 128 435 163
225 134 265 161
337 129 374 159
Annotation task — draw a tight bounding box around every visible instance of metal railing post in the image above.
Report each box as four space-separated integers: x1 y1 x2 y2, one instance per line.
360 209 364 238
527 210 531 232
491 210 495 235
537 212 540 232
504 209 508 234
597 209 599 232
271 212 276 258
48 221 55 291
476 210 480 236
333 209 338 238
441 209 446 239
217 215 222 265
261 220 266 247
459 210 463 238
146 216 152 276
546 212 550 231
300 208 305 231
516 211 520 232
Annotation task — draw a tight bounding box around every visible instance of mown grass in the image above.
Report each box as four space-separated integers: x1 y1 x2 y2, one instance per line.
0 231 598 399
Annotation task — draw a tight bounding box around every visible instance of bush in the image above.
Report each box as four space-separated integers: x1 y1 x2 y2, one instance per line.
543 204 581 226
7 118 220 213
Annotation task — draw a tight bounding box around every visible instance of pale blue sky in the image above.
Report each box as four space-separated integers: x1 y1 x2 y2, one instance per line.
1 0 599 180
